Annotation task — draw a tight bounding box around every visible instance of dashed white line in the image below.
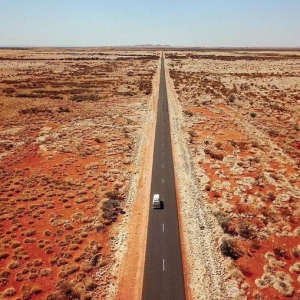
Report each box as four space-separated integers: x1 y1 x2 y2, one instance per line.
163 259 165 271
162 223 165 232
162 178 164 184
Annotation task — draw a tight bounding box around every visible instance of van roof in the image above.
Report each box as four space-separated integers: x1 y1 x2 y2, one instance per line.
153 194 159 200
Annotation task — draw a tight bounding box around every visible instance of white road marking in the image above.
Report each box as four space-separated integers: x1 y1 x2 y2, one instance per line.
163 259 165 271
161 164 164 168
163 223 165 232
162 178 164 184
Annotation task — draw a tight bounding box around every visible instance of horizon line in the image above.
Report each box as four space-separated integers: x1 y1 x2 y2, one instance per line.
1 45 300 50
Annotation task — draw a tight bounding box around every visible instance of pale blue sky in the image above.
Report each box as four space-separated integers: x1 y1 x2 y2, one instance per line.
0 0 299 47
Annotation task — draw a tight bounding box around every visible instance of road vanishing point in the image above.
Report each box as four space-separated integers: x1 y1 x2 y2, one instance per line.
142 55 185 300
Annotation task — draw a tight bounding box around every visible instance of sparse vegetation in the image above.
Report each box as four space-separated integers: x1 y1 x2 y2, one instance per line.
167 50 300 299
0 49 159 299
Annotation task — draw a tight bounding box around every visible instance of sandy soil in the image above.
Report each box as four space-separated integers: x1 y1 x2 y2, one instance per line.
0 48 159 299
165 50 300 300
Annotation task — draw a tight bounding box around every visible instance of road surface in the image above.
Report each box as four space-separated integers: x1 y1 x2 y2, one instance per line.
142 56 185 300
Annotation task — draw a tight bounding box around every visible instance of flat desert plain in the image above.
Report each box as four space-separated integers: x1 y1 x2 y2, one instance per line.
1 49 300 300
0 48 159 299
165 50 300 300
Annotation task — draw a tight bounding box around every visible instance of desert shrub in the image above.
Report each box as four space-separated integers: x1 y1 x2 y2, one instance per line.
3 87 15 94
269 130 279 137
29 273 38 279
289 262 300 274
251 240 261 250
40 268 52 277
250 112 257 118
183 110 193 117
274 246 286 258
33 259 43 266
56 280 80 299
0 252 9 259
66 265 80 276
44 246 53 254
255 274 275 289
188 130 197 137
10 241 21 249
3 287 16 297
19 107 52 115
236 142 247 151
273 280 294 297
44 230 52 236
57 259 68 267
0 269 10 277
215 213 235 235
227 94 235 103
215 141 222 149
25 229 36 237
80 263 93 273
204 149 224 160
105 190 120 200
83 277 97 291
8 261 20 269
238 222 257 240
46 292 65 300
291 246 300 258
220 239 243 260
76 272 86 281
263 192 276 202
58 107 70 113
69 244 79 251
104 199 120 210
15 273 24 281
240 265 253 277
90 254 102 267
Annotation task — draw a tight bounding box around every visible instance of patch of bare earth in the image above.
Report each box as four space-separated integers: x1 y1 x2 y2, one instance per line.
165 51 300 299
0 48 159 299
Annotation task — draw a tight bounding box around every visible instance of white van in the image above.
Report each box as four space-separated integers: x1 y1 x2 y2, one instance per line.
152 194 161 209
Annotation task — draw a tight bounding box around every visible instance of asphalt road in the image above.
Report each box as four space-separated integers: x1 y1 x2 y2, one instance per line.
142 56 185 300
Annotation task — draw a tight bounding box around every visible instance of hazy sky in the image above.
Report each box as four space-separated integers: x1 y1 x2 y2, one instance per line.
0 0 299 47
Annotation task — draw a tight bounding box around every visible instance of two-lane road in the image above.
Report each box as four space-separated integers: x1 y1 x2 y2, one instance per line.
142 56 185 300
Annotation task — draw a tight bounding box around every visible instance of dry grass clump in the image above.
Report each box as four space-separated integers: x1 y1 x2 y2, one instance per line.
58 265 80 279
2 287 17 297
21 285 42 300
273 280 294 297
8 260 20 270
40 268 52 277
47 276 97 300
0 252 9 259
